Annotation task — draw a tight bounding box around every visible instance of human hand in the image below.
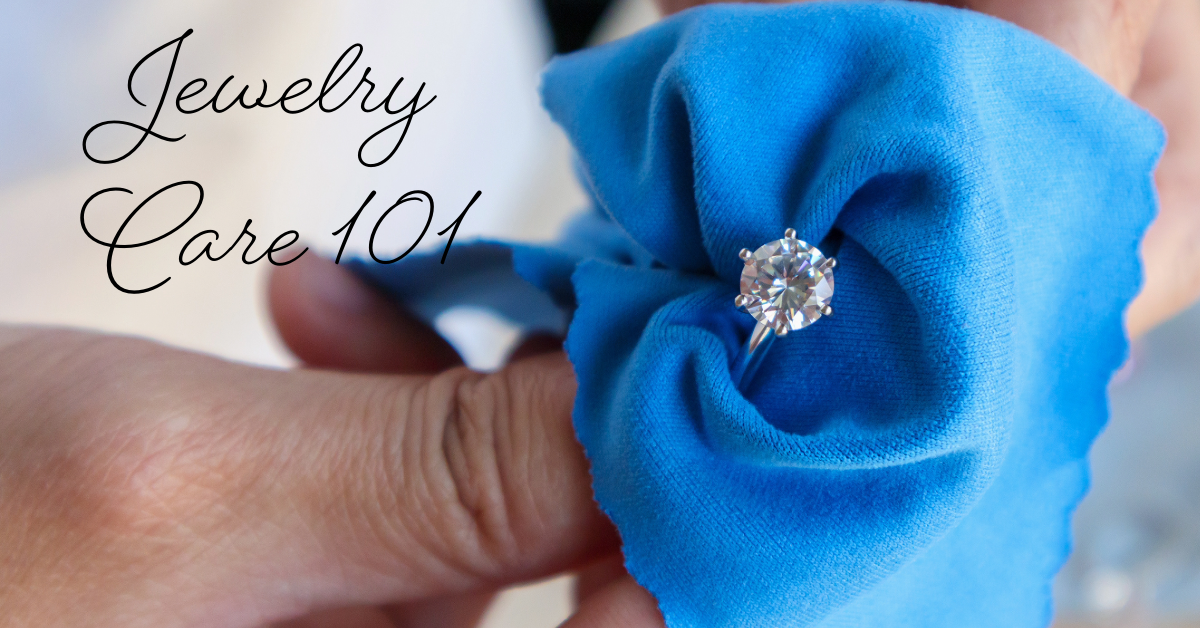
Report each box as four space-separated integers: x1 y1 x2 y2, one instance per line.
0 254 664 628
263 3 1200 624
656 0 1200 338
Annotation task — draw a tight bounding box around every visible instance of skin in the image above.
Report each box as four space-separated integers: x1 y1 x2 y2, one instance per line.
1 1 1197 626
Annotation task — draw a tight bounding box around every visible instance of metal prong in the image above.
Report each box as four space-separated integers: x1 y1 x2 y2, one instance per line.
776 326 789 337
784 228 797 239
828 258 838 269
821 305 833 316
739 248 753 262
734 294 746 308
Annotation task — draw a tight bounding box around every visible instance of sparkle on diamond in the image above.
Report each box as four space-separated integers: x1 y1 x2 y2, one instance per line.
739 238 834 332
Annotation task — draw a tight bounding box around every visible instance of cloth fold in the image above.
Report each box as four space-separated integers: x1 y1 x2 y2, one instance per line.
353 3 1163 626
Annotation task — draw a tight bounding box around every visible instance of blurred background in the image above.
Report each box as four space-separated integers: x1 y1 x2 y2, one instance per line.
0 1 1194 626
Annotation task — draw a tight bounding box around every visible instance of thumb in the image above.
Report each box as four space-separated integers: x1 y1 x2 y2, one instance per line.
0 328 614 627
268 253 462 373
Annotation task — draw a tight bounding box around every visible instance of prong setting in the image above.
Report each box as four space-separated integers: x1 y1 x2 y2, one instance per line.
737 228 836 339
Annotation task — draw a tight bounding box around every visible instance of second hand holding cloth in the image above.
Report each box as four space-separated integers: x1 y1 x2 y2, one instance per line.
353 3 1163 626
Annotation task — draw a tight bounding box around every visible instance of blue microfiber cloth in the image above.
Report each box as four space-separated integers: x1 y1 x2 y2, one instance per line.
352 3 1163 626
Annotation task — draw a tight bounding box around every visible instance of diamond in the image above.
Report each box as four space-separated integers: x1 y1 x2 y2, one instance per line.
739 237 834 333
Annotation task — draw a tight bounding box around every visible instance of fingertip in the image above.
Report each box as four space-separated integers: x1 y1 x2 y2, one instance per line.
267 254 461 373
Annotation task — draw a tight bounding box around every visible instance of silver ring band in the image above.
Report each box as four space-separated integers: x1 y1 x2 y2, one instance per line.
731 322 776 388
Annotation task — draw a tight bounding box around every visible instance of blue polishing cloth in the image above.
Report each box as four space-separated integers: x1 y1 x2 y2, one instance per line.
352 3 1163 626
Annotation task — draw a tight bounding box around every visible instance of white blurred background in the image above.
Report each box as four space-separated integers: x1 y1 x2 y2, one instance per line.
0 1 1195 626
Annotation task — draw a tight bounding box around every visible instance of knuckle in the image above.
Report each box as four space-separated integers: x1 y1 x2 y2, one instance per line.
7 334 250 563
94 418 235 543
6 414 240 613
396 364 555 580
73 407 238 561
444 370 520 564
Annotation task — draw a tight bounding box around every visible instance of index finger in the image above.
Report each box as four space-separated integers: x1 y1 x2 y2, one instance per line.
0 329 615 627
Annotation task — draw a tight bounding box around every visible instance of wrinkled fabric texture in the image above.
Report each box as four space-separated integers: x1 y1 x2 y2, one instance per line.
352 3 1163 626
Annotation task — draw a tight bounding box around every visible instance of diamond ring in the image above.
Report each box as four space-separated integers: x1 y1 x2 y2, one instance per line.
731 228 836 388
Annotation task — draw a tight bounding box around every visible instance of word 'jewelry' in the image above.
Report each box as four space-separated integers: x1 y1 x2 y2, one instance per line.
731 228 836 388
